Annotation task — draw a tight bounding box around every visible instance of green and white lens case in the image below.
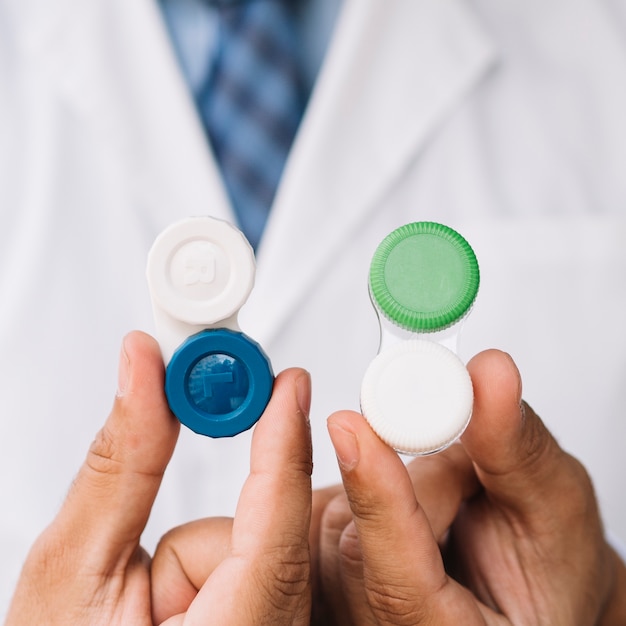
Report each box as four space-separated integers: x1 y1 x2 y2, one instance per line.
360 222 479 455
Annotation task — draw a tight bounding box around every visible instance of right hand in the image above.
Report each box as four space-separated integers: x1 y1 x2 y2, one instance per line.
313 349 626 625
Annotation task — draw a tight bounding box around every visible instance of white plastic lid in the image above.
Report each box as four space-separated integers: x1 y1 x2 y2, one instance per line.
147 217 256 326
360 339 473 455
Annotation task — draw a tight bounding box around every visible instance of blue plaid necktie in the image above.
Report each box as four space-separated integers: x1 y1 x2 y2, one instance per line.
199 0 306 249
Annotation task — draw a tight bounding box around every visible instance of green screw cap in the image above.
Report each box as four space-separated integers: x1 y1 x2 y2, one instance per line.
369 222 479 332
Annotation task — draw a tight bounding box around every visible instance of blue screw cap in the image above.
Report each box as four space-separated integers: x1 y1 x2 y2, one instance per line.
165 328 274 437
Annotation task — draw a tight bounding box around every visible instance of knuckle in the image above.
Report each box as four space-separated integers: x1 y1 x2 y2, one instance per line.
345 488 385 524
321 493 352 534
338 524 362 569
253 544 311 611
502 402 563 488
364 580 424 626
28 529 68 570
282 438 314 479
86 426 123 477
559 455 598 519
152 526 180 565
521 402 595 510
520 403 554 467
21 526 80 592
283 453 314 481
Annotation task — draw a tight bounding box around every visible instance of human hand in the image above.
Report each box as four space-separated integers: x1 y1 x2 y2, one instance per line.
5 331 313 626
314 349 626 625
150 366 313 624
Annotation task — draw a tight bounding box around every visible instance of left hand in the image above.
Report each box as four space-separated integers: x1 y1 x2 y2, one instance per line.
6 331 179 626
6 331 313 626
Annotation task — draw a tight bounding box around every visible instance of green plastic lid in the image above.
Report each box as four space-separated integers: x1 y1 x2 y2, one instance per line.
369 222 479 332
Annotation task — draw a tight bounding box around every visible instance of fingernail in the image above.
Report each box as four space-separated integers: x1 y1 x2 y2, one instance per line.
296 371 311 420
328 423 360 471
116 337 130 397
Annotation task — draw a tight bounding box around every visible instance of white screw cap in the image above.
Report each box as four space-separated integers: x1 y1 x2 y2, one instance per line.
360 339 473 455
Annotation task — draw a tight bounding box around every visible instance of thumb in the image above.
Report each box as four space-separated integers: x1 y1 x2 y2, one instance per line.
54 331 180 569
462 349 570 512
326 412 489 624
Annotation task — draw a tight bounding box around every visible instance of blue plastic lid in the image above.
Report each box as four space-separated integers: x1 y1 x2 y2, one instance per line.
166 329 274 437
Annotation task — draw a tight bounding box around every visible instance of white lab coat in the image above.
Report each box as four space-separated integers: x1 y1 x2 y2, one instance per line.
1 0 626 615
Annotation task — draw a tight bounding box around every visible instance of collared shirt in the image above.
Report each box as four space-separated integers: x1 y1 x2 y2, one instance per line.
157 0 343 244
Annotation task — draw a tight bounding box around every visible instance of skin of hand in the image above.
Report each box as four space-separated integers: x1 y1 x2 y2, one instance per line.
5 331 313 626
313 349 626 625
150 364 313 625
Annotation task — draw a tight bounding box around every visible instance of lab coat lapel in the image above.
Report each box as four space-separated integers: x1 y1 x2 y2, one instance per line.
24 0 233 235
26 0 497 346
248 0 497 345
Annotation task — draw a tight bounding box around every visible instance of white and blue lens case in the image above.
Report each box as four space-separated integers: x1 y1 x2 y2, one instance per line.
147 216 273 438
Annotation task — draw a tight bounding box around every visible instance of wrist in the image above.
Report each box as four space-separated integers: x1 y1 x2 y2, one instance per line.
598 548 626 625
